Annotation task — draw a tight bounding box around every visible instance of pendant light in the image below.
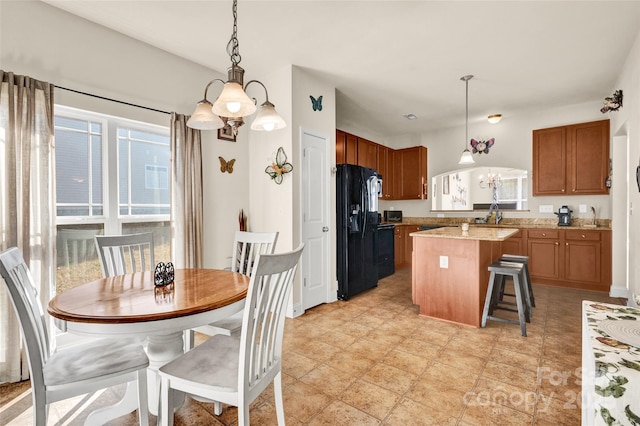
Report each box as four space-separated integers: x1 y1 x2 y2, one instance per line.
186 0 286 134
458 75 475 165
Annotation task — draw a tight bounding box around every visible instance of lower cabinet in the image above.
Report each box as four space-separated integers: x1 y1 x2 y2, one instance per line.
526 228 611 292
502 229 525 256
393 224 421 268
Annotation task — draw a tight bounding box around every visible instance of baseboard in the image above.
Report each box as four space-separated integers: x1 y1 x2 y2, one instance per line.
286 303 303 318
609 285 629 299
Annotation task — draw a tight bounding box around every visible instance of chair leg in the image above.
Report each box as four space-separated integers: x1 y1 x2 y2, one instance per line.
214 401 223 416
137 369 149 426
238 400 250 426
513 274 527 337
184 329 194 351
274 373 285 425
481 271 497 328
160 377 174 426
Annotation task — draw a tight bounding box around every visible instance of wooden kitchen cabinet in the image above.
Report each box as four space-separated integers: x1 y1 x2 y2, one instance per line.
357 137 378 170
527 229 561 281
393 146 428 200
336 129 358 165
404 225 421 267
502 228 524 255
527 228 611 292
377 146 394 199
394 226 404 268
533 119 610 196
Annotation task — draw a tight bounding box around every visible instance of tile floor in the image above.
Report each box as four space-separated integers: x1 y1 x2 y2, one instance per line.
0 267 624 425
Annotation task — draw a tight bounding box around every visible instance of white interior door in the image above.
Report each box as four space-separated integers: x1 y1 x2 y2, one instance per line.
301 129 330 311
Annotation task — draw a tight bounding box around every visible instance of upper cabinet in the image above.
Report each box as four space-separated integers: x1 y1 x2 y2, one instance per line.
357 137 378 170
394 146 428 200
336 130 358 165
533 119 610 196
336 130 427 200
377 145 394 199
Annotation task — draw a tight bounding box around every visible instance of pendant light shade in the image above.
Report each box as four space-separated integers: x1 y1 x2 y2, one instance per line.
458 75 475 165
459 149 474 164
212 81 257 117
187 100 225 130
251 101 287 131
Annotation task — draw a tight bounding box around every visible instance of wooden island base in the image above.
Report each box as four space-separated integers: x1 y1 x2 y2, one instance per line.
411 227 519 327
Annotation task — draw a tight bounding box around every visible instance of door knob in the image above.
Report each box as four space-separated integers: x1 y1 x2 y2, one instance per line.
322 226 329 232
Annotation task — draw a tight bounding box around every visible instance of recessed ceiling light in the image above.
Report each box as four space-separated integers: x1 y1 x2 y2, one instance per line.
403 113 418 120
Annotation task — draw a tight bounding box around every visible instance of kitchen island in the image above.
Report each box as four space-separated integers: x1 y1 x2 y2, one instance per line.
410 226 519 327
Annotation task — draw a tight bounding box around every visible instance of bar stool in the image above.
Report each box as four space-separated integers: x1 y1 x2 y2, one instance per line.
500 254 535 314
481 260 529 336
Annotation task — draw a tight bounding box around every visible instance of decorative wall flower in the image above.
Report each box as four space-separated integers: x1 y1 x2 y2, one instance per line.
265 147 293 184
601 89 623 113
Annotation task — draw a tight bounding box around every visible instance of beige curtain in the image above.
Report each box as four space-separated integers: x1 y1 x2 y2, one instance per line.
170 112 203 269
0 70 56 383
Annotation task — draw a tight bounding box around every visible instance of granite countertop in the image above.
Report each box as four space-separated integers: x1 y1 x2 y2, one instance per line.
397 217 611 231
410 226 519 241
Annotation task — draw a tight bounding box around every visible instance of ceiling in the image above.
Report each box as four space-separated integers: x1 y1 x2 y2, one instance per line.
42 0 640 137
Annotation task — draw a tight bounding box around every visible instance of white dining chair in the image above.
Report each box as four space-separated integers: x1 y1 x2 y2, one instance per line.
0 247 150 426
94 232 155 277
59 228 101 268
187 231 278 348
159 244 304 426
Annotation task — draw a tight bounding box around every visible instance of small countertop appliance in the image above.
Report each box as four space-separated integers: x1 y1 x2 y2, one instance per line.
555 205 572 226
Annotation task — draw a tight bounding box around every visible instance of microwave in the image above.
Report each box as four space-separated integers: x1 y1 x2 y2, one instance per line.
383 210 402 223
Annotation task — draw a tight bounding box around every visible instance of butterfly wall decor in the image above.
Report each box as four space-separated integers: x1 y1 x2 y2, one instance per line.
218 157 236 173
470 138 495 155
310 95 323 111
600 89 623 113
265 147 293 184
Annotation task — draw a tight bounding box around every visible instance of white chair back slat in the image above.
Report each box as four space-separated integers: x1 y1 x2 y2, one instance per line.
231 231 278 276
95 232 155 277
0 248 50 391
240 246 303 394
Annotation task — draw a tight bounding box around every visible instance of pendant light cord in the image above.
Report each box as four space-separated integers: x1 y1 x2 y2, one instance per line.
465 78 469 149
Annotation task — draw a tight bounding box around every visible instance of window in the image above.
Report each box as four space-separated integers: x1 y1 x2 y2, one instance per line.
499 176 528 210
54 106 170 294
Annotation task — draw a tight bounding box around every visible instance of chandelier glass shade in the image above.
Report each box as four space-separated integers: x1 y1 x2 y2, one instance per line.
186 0 286 134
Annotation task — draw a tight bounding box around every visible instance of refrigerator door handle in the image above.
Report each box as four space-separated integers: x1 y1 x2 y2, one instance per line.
362 170 368 239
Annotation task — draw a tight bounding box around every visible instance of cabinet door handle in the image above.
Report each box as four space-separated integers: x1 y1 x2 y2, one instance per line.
566 242 569 246
572 188 576 192
562 189 565 192
555 242 559 246
542 233 546 237
581 234 586 239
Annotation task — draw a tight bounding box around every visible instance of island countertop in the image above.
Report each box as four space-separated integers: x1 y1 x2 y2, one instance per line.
410 226 519 241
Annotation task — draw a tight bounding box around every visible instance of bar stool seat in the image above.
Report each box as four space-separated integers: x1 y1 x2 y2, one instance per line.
500 254 535 311
481 260 529 336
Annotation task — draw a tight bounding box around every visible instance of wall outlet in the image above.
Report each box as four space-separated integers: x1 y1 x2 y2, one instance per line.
579 204 587 213
439 256 448 268
437 213 445 218
539 205 553 213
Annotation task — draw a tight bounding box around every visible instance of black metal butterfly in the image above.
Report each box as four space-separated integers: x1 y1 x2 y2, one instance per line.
219 157 235 173
310 95 323 111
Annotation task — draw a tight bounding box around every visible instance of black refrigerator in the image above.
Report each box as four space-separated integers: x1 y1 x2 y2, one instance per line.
336 164 380 300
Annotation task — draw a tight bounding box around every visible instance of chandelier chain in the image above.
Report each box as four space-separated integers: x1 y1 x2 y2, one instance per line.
227 0 242 66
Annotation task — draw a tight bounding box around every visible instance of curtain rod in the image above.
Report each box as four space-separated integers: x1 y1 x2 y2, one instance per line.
54 84 171 115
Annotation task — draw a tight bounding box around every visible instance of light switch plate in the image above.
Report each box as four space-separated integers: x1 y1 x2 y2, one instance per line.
579 204 587 213
539 205 553 213
439 256 448 268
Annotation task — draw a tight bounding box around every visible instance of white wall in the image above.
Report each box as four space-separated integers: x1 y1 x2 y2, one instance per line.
609 30 640 304
378 101 613 221
0 0 249 268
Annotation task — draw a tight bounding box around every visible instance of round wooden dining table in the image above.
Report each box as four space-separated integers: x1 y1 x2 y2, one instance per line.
47 268 249 419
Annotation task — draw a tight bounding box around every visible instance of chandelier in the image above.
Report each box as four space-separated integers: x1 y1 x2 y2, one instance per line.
458 75 475 165
186 0 286 134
